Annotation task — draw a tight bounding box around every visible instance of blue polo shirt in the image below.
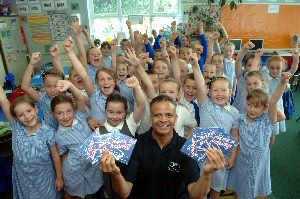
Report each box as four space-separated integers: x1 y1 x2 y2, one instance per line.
123 128 200 199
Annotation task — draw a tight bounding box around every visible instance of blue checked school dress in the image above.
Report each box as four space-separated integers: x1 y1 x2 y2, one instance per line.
199 98 239 192
40 93 58 129
55 111 103 198
227 113 273 198
12 120 60 199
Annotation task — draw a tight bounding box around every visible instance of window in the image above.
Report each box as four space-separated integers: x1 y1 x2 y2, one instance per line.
89 0 180 42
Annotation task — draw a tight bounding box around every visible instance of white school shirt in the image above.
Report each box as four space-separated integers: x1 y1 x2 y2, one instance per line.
102 113 140 137
174 103 197 138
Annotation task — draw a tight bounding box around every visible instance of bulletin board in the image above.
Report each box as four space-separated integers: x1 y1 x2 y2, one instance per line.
220 4 300 49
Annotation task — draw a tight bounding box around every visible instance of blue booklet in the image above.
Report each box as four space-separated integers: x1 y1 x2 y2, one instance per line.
181 127 239 163
78 131 137 166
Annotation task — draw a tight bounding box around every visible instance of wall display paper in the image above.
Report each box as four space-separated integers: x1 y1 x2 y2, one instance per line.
6 30 11 39
17 5 30 14
11 19 18 31
28 14 51 44
48 12 70 41
19 16 28 23
28 0 40 4
29 4 42 13
42 1 55 10
55 0 68 10
16 0 28 4
0 20 7 28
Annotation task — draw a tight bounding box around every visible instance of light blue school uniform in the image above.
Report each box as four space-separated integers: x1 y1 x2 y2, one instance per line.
102 56 112 68
40 93 58 130
233 74 269 114
227 113 273 198
12 120 60 199
199 98 239 192
55 111 103 198
90 85 108 121
224 58 236 89
266 74 286 134
88 64 99 85
118 79 134 114
232 74 247 110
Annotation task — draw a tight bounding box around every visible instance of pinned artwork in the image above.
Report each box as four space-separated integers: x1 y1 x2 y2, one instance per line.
181 127 239 163
78 131 137 167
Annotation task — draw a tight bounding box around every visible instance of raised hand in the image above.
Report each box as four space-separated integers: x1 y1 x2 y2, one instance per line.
159 29 164 36
217 22 224 29
111 38 118 51
152 29 157 37
210 32 220 41
63 36 75 52
255 48 264 57
30 52 42 66
126 20 132 27
69 17 82 35
281 72 292 83
159 37 167 50
203 148 226 175
124 49 140 67
82 24 89 35
189 53 199 65
125 76 140 88
291 49 299 60
142 33 148 45
168 46 177 58
100 150 121 177
49 44 60 58
242 41 255 51
56 80 72 92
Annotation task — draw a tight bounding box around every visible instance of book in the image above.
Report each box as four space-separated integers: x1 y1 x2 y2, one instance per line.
181 127 239 163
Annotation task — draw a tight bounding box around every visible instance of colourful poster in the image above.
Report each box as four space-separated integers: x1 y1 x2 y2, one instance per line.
28 14 51 44
48 11 70 41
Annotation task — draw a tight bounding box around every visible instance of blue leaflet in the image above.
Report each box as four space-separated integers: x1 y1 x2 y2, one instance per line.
181 127 239 163
78 131 137 166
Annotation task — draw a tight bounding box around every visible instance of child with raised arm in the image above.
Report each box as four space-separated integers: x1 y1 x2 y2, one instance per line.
52 80 103 199
21 52 66 129
223 42 237 99
192 52 239 199
70 18 102 84
190 21 208 74
96 76 146 198
266 49 299 136
227 73 291 199
124 49 156 135
0 86 63 198
63 36 119 129
232 42 263 110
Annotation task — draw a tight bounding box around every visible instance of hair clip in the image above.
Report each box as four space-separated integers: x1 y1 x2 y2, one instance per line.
40 69 65 79
207 76 216 86
40 70 47 78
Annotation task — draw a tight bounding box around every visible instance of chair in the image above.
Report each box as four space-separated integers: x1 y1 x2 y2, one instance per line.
290 74 299 92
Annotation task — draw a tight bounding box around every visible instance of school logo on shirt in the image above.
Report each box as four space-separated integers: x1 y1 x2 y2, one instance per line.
168 162 180 172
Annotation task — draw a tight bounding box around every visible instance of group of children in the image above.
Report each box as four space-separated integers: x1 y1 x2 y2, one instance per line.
0 17 299 199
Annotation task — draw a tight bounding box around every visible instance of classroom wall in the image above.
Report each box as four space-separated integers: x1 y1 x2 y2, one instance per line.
10 0 90 66
221 4 300 49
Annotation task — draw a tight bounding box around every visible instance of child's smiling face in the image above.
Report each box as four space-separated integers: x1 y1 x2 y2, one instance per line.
116 64 128 81
88 47 102 67
97 71 115 96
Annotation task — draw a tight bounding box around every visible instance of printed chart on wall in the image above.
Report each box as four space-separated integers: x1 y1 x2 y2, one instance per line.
48 12 70 41
27 14 51 44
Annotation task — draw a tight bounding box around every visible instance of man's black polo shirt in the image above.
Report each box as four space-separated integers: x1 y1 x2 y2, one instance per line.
123 128 200 199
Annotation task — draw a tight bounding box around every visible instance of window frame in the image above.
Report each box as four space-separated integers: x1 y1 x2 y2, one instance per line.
88 0 181 39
